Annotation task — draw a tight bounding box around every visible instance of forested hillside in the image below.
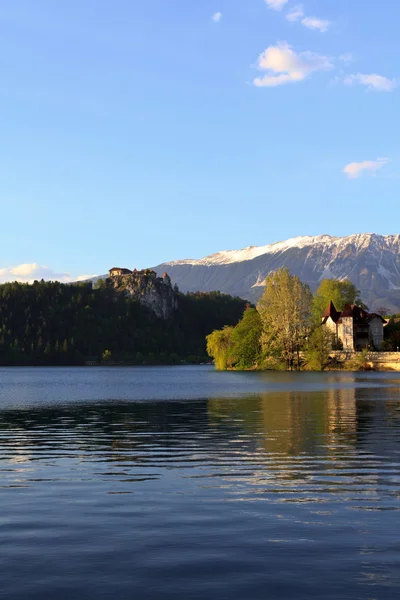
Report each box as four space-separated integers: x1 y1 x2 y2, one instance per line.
0 281 247 365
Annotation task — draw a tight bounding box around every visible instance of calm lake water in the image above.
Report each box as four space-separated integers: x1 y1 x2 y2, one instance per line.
1 366 400 599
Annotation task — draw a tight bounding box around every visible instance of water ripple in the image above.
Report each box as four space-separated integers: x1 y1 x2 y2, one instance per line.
0 368 400 599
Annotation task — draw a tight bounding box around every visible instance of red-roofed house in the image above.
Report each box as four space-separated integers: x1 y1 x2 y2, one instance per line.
322 301 386 351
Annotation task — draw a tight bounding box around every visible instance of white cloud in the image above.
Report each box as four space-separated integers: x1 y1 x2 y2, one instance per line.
286 6 330 32
253 41 333 87
339 53 353 64
0 263 97 284
265 0 288 11
343 158 389 179
286 5 304 21
301 16 330 32
344 73 397 92
75 274 98 282
211 12 222 23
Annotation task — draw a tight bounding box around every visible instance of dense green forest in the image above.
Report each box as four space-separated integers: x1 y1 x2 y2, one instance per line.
0 281 247 365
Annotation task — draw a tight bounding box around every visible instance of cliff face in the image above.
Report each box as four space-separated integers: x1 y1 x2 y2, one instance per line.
108 270 178 319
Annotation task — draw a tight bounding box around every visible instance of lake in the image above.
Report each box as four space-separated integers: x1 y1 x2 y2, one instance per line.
1 366 400 599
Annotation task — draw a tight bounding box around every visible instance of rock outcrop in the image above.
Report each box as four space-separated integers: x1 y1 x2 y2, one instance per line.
108 268 178 319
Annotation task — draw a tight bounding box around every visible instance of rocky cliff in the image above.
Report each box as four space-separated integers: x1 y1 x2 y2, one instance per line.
108 269 178 319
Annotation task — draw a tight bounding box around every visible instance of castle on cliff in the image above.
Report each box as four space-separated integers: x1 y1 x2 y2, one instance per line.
107 267 177 319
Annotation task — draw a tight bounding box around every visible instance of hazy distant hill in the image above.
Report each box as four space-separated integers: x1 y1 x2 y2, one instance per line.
153 234 400 312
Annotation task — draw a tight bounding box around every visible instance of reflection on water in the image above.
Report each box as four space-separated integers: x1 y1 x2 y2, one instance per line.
0 368 400 599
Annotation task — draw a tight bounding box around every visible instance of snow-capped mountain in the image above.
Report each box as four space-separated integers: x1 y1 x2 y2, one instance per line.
153 234 400 312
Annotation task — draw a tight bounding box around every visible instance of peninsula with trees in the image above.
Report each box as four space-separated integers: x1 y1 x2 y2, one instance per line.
206 269 400 371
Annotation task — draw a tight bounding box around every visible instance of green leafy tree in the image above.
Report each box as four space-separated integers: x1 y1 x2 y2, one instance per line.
257 268 313 370
102 349 112 361
313 279 366 321
37 336 43 355
147 352 155 364
383 317 400 350
305 326 334 371
229 307 262 369
345 348 372 371
206 326 235 370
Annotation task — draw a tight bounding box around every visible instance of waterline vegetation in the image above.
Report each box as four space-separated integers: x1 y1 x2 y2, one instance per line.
206 268 397 371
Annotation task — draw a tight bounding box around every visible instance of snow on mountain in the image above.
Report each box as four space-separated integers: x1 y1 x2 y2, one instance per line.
154 234 400 312
168 235 336 266
167 234 400 267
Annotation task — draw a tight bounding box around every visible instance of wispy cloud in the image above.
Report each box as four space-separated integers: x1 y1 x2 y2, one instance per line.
339 53 353 64
344 73 397 92
253 41 333 88
286 5 304 21
211 12 222 23
75 274 98 282
285 5 330 31
343 158 389 179
265 0 288 11
301 16 330 32
0 263 97 284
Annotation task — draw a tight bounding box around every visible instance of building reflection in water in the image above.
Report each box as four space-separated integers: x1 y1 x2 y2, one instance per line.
0 382 399 497
207 384 359 456
206 383 400 504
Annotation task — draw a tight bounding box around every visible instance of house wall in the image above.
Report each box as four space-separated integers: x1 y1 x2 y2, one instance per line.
324 317 337 336
339 317 354 351
369 317 384 349
109 269 131 277
354 325 369 349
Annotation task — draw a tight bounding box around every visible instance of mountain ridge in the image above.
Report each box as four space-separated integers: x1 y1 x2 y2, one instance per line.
152 233 400 312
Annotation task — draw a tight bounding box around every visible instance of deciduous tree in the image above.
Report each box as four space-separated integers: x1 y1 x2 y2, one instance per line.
257 268 313 370
206 326 235 370
305 326 334 371
229 307 262 369
313 279 365 321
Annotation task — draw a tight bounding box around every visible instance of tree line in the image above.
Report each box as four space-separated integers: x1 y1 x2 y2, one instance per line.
206 269 399 371
0 280 247 365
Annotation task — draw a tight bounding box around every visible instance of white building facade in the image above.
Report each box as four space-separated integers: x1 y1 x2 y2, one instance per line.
322 301 385 352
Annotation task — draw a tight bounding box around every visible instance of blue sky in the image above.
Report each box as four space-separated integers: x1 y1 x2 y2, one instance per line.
0 0 399 281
